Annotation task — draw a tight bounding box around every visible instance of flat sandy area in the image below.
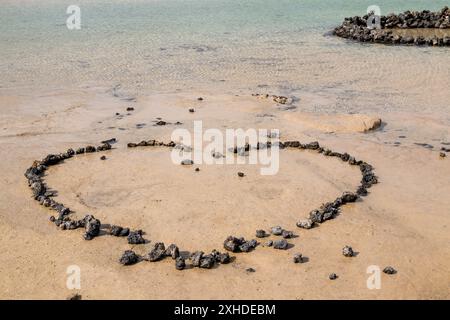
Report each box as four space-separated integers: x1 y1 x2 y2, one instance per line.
0 88 449 299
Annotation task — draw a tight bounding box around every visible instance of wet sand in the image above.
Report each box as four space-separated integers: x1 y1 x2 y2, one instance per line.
0 88 449 299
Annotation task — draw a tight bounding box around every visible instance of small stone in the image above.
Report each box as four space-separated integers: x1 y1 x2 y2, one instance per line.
246 268 256 273
164 244 180 259
195 168 200 172
255 230 267 238
190 251 204 267
296 219 314 229
340 192 358 204
119 250 139 266
49 216 56 222
282 230 294 239
197 97 203 101
199 255 215 269
119 228 130 237
273 239 288 250
342 246 354 257
239 239 257 253
126 107 134 111
218 252 231 264
223 236 243 252
237 172 245 177
109 225 124 236
293 253 303 263
383 266 397 275
265 240 273 247
440 152 446 158
189 108 195 113
127 230 145 244
175 257 186 270
271 226 283 236
148 242 166 262
100 156 106 160
83 215 101 240
329 273 338 280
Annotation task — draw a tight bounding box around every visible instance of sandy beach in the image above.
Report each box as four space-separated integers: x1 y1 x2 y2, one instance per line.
0 87 449 299
1 0 450 300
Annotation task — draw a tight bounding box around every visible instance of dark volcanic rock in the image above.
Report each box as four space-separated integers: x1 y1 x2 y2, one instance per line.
127 230 145 244
148 242 166 262
255 230 267 238
83 215 101 240
296 219 314 229
383 266 397 275
329 273 338 280
164 244 180 259
223 236 243 252
218 252 231 264
342 246 355 257
270 226 284 236
190 251 204 267
293 253 303 263
175 257 186 270
110 225 129 237
273 239 289 250
199 254 215 269
120 250 139 265
281 230 294 239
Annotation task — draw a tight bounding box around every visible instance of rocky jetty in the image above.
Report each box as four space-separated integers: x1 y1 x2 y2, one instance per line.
333 7 450 46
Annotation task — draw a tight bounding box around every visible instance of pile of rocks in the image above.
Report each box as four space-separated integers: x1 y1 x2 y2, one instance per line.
333 7 450 46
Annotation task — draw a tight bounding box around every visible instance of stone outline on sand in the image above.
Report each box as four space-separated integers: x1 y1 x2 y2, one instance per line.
24 137 378 270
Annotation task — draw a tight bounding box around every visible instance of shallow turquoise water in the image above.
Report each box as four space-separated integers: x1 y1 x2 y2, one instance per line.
0 0 449 113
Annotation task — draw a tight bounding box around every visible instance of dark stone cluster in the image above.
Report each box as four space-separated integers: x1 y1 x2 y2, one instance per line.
333 7 450 46
24 143 112 238
25 137 377 271
119 244 232 270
